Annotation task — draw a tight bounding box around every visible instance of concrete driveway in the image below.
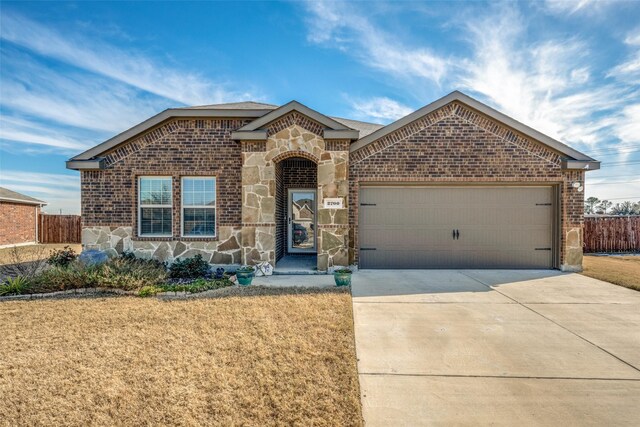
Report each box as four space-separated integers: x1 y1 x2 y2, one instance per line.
352 270 640 426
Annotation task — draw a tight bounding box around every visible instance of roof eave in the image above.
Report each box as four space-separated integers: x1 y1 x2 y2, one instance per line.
66 158 106 171
561 159 601 171
69 108 273 161
0 197 47 206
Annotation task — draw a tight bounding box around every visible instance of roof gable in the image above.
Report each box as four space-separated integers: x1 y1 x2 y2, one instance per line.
231 101 360 141
350 91 599 170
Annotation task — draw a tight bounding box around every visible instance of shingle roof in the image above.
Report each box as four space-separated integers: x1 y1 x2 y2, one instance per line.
0 187 46 205
331 117 385 138
179 101 279 110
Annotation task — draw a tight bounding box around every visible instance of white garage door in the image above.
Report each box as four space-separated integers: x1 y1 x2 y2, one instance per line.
359 186 555 269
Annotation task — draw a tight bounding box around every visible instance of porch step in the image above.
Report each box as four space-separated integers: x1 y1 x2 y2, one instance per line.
272 269 328 275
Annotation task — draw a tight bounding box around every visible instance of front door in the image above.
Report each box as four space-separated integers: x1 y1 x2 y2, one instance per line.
288 189 316 253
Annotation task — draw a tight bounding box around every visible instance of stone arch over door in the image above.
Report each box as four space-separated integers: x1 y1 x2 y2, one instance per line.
240 122 350 271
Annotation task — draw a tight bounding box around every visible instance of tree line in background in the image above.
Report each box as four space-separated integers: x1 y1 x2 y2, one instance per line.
584 197 640 215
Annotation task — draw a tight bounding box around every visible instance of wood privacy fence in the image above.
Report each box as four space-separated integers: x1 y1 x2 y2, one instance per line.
38 214 82 244
584 216 640 253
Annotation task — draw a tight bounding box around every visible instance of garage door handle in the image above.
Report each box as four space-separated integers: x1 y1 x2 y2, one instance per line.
452 229 456 240
456 229 460 240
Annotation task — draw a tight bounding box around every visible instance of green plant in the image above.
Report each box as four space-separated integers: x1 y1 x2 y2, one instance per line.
47 246 78 268
0 276 31 296
29 256 167 294
236 265 255 273
120 251 137 261
138 286 163 297
169 254 210 279
334 268 352 274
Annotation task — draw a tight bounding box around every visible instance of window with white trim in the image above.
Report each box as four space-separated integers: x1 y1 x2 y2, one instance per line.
181 177 216 237
138 177 172 236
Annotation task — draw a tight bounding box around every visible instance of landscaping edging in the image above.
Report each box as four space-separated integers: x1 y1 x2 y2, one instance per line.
0 286 237 301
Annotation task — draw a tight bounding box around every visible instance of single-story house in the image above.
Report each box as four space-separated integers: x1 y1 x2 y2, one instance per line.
67 91 599 271
0 187 47 248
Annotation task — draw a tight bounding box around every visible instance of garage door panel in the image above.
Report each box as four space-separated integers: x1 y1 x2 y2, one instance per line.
359 186 554 269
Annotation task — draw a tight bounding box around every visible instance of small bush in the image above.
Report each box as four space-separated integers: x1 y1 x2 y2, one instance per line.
169 254 210 279
0 276 31 296
213 267 225 279
120 251 137 261
29 257 168 294
138 286 163 297
47 246 78 268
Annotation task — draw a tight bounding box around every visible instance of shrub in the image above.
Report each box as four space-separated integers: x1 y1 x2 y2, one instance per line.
213 267 225 279
0 276 31 296
47 246 78 268
169 254 210 279
29 257 168 294
138 286 163 297
120 251 137 261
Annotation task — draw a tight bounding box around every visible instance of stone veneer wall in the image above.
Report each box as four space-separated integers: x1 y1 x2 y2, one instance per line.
348 102 585 271
241 112 349 271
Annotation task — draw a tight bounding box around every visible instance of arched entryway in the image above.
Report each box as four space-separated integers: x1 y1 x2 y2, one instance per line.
275 155 318 269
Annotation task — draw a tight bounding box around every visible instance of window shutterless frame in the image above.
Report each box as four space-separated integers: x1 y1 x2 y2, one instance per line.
181 176 217 238
138 176 173 237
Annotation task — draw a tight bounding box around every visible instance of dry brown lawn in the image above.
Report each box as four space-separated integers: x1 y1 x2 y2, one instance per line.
0 243 82 265
582 255 640 291
0 288 362 426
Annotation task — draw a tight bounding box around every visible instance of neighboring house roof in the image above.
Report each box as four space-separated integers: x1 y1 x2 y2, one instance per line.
0 187 47 206
66 90 599 171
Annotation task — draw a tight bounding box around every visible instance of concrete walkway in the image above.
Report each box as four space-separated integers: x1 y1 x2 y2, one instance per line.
352 270 640 426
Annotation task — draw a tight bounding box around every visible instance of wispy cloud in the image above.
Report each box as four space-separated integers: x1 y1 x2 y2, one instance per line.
457 7 631 149
347 96 413 123
608 28 640 84
305 1 449 84
0 171 80 214
542 0 598 15
0 12 254 105
0 116 91 152
303 3 638 159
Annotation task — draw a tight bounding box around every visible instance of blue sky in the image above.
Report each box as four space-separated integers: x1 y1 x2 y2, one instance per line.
1 0 639 214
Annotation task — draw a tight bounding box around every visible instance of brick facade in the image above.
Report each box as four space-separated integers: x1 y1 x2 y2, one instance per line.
77 99 587 271
349 102 584 270
0 202 39 247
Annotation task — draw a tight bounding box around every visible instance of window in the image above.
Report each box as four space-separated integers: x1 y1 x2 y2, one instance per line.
138 177 172 237
182 177 216 237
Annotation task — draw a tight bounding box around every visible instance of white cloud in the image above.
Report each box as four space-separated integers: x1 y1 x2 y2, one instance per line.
0 12 254 106
305 1 449 84
456 7 637 153
347 96 413 123
543 0 597 15
0 171 80 214
608 29 640 83
0 116 92 152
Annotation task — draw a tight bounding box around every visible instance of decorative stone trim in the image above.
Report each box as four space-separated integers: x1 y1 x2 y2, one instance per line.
82 225 242 264
272 151 320 164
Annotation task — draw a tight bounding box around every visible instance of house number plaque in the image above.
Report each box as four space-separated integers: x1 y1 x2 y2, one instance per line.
323 198 343 209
